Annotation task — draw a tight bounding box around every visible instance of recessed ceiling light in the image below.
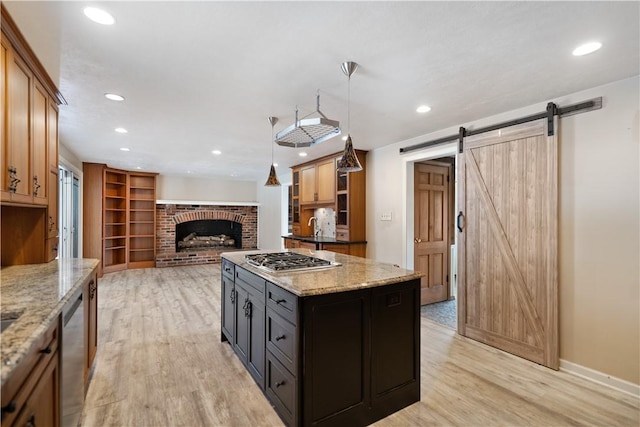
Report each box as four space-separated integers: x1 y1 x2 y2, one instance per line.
115 127 128 133
136 166 142 170
416 105 431 113
299 152 308 157
120 147 130 152
104 93 124 101
572 42 602 56
342 136 348 141
187 171 192 174
273 163 279 167
84 7 115 25
212 150 222 155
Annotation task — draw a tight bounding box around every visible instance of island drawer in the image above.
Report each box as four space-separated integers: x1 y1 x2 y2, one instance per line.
266 352 296 427
267 283 298 325
236 267 265 302
266 309 297 374
221 259 235 279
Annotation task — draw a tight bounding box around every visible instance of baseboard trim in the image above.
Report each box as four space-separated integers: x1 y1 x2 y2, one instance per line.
559 359 639 397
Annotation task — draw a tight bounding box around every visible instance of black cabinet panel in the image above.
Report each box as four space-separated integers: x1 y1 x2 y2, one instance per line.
267 282 298 325
266 308 297 374
247 297 265 389
221 276 235 342
233 284 249 365
303 291 370 426
266 352 297 426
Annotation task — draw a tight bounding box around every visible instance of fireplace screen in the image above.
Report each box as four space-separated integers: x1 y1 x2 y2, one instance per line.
175 220 242 252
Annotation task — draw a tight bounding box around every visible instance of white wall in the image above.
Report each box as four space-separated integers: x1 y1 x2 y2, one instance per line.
256 183 285 250
367 76 640 385
157 175 257 202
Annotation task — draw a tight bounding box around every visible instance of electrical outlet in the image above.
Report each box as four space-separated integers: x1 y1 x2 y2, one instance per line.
380 212 392 221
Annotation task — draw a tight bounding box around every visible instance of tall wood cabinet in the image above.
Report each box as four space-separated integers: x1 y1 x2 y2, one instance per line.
83 163 157 276
0 5 62 266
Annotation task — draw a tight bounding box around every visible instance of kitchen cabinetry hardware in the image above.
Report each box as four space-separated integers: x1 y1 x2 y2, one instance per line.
1 400 17 414
8 166 19 192
275 381 285 388
25 414 36 427
275 299 286 305
33 175 41 196
48 215 55 232
89 280 96 300
39 346 52 354
230 289 235 304
275 334 285 341
243 298 252 318
457 211 464 232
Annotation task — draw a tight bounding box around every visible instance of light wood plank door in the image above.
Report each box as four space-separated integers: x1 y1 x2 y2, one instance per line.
414 162 450 305
457 118 558 369
315 158 335 204
300 165 316 205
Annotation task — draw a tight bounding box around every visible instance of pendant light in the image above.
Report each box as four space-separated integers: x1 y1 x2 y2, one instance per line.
337 61 363 173
264 116 281 187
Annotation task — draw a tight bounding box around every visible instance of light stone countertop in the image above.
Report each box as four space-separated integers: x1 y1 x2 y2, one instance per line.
221 249 423 297
0 258 100 386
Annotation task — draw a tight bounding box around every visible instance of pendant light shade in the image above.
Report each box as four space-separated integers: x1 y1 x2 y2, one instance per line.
264 116 281 187
337 61 362 173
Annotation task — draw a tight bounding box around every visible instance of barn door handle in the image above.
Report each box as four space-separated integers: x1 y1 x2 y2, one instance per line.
457 211 464 232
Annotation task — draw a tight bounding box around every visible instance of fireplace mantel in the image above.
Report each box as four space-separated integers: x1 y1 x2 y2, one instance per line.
157 199 260 206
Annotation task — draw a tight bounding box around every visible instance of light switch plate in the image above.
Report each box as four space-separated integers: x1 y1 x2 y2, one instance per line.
380 212 392 221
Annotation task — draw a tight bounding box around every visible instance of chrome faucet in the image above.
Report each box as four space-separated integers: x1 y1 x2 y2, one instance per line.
308 217 320 236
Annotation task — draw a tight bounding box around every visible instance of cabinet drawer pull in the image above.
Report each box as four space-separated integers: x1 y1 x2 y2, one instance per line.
275 334 285 341
8 166 20 193
1 400 16 414
33 176 41 196
275 299 286 305
275 380 285 388
26 414 35 427
230 289 235 304
39 346 52 354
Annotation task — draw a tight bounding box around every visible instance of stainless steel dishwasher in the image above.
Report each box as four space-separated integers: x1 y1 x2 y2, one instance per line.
61 287 85 427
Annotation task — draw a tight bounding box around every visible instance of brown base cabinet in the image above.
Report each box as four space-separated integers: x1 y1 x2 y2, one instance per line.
84 271 98 384
0 318 59 427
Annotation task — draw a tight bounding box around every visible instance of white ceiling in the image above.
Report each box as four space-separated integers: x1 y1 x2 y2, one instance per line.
5 1 639 183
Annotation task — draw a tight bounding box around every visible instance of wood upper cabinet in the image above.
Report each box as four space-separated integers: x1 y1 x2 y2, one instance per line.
299 158 335 205
2 43 32 204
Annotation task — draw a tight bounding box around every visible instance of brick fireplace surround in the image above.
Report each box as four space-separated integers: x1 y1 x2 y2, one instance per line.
156 204 257 268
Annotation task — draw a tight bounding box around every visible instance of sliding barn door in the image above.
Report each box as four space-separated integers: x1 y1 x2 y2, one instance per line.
457 118 558 369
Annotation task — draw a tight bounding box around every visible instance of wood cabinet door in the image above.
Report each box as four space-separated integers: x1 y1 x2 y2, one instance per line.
0 35 8 201
32 81 48 205
6 49 32 203
458 118 558 369
13 352 60 427
300 165 316 204
414 162 450 305
315 158 335 204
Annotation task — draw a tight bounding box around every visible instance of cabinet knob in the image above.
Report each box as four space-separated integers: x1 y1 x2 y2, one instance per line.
1 400 16 414
275 334 285 341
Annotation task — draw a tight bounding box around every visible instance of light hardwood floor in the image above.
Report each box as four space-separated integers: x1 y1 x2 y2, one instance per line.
82 265 639 426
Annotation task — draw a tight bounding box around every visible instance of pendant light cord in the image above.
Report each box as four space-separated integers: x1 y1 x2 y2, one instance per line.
347 75 351 136
271 124 275 166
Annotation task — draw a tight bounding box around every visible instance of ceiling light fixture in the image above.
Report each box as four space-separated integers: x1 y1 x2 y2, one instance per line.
337 61 363 173
115 127 128 133
299 152 308 157
264 116 281 187
120 147 130 152
104 93 124 101
212 150 222 155
572 41 602 56
83 7 115 25
416 105 431 113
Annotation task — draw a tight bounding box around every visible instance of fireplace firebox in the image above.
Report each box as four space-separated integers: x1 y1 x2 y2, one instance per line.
175 219 242 252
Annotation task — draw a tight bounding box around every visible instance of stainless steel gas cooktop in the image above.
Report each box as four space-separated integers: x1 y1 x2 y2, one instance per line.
245 252 341 272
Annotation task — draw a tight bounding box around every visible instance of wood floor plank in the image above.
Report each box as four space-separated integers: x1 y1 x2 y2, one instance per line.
82 264 639 426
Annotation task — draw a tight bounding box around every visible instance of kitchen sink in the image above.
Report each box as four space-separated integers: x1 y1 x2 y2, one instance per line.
1 312 22 333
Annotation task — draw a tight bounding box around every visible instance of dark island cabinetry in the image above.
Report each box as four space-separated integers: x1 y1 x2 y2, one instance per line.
220 252 421 427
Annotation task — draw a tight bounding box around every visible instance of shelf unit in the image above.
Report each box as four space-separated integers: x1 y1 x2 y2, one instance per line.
128 173 156 268
103 169 128 273
84 163 157 276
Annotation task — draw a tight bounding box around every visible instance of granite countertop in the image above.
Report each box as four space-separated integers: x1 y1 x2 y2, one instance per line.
221 249 422 297
282 234 367 244
0 258 100 386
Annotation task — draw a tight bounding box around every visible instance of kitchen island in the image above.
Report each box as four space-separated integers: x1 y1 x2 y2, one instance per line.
220 249 422 427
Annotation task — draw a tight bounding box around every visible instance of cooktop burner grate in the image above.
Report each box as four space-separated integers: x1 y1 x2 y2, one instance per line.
245 252 339 272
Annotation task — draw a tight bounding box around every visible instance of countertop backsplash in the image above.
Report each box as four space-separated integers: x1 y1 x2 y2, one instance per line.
314 207 336 238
